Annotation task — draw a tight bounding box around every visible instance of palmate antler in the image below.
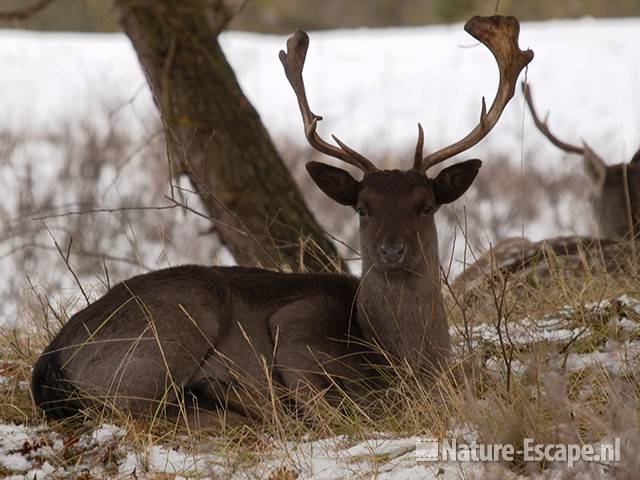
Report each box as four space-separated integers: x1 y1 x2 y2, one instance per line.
416 16 534 172
280 16 533 176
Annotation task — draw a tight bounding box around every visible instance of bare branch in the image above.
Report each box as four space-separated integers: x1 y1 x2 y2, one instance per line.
0 241 154 270
164 194 249 238
32 204 179 222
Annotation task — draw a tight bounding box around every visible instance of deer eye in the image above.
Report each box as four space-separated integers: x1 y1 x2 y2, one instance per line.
356 206 369 217
419 205 434 216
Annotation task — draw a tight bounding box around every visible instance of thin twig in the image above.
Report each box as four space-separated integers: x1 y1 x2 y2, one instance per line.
0 241 153 270
43 225 91 307
164 195 249 238
102 256 111 290
32 204 178 221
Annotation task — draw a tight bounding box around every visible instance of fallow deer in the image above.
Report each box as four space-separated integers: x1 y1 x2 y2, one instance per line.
523 83 640 241
31 16 532 427
453 83 640 296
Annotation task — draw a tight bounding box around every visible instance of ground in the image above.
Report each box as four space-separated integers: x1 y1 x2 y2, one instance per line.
2 258 639 478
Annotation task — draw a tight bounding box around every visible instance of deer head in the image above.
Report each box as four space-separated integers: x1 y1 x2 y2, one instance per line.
523 83 640 240
280 16 534 275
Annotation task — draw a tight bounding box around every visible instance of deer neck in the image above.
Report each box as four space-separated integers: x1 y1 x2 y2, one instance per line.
356 242 450 371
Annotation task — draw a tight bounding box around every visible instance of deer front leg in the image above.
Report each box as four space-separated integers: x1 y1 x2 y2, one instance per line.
268 295 363 417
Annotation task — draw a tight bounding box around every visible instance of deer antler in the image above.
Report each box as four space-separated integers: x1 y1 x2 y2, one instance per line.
413 123 425 168
522 82 585 155
523 82 607 179
417 16 534 172
279 30 378 174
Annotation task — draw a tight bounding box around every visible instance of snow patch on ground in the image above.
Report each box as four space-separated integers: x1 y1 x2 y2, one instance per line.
1 295 637 478
0 424 62 479
0 423 621 479
454 295 640 375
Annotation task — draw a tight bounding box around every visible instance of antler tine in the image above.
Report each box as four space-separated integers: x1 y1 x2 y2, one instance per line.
420 16 534 172
522 82 584 155
412 123 424 170
279 30 377 174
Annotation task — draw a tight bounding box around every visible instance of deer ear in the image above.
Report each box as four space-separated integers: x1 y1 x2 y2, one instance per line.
433 159 481 205
306 161 360 207
583 146 607 191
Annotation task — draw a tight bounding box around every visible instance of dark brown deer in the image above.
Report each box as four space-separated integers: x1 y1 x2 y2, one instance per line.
31 16 532 427
453 84 640 297
523 83 640 241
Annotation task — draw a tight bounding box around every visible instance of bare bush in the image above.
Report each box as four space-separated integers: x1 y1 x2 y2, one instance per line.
0 103 215 324
1 108 598 326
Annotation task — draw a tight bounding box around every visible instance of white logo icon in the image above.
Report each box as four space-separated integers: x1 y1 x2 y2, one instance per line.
415 438 439 462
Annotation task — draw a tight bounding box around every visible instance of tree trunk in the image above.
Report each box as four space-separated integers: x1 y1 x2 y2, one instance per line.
115 0 342 272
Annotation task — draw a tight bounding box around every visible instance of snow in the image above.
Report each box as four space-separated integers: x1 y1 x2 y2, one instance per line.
470 317 578 345
279 435 422 479
0 423 524 479
1 18 640 479
0 423 623 479
0 31 153 135
118 446 215 476
0 424 63 478
1 453 30 473
0 424 35 453
87 423 125 444
1 17 639 172
564 343 640 373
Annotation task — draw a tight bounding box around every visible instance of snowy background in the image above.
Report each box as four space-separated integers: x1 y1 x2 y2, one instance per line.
2 17 639 157
1 17 640 326
1 17 640 479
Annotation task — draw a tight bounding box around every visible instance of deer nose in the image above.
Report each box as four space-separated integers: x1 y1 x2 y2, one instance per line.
379 242 406 264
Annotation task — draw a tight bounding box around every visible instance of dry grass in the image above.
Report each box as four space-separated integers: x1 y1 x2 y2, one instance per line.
1 244 640 478
0 101 636 478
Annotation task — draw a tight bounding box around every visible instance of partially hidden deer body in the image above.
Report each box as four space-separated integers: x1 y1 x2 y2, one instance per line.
32 16 532 425
454 84 640 295
522 83 640 241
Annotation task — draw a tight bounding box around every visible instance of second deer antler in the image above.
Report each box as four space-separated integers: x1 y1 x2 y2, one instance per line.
522 82 607 180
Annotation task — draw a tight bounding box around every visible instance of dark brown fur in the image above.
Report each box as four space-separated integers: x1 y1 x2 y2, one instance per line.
32 162 480 424
590 159 640 240
32 267 366 420
32 21 502 424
